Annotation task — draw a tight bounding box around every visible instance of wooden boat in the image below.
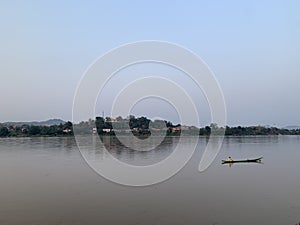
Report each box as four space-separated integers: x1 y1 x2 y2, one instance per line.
222 157 263 164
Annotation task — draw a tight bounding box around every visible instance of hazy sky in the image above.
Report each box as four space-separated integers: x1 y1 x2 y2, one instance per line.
0 0 299 126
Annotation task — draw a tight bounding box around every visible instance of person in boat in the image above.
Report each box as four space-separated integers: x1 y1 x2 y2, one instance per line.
227 156 233 162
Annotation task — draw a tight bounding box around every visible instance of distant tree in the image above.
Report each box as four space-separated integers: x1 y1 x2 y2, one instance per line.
64 121 73 129
210 123 218 129
0 127 9 137
40 126 50 135
129 116 138 129
151 120 166 129
28 126 41 135
199 128 205 135
95 117 105 134
47 125 58 135
165 121 173 128
56 123 64 135
129 115 135 120
137 117 150 129
225 126 232 135
116 116 123 121
15 126 22 135
205 126 211 135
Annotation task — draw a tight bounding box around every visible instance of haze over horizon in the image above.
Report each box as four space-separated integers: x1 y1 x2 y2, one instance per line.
1 1 299 127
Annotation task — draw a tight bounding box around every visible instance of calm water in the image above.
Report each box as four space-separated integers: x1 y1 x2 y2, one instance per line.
0 136 299 225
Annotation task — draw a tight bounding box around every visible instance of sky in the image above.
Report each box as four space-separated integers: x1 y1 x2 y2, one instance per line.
0 0 299 127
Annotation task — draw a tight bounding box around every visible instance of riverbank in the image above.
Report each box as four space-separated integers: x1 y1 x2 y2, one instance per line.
1 117 299 138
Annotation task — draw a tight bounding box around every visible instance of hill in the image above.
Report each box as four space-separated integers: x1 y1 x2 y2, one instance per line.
2 119 66 126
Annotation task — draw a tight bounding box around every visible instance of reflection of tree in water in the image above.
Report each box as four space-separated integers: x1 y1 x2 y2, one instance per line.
99 135 179 166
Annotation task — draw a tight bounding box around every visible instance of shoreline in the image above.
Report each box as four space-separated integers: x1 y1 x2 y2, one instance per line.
1 134 299 138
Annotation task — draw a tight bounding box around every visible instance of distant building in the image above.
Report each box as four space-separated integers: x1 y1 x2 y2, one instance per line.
63 128 72 133
132 127 139 132
102 128 111 133
21 126 29 133
171 125 181 133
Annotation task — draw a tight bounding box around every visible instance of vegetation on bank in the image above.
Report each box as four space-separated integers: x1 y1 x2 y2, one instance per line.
0 121 73 137
0 116 300 137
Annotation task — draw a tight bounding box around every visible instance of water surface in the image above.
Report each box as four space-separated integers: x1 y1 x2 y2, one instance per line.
0 136 299 225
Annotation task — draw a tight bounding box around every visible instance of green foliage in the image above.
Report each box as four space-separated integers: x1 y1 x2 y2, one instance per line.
95 117 105 134
222 126 297 136
28 126 41 135
0 122 74 137
0 127 9 137
1 117 300 138
199 126 211 136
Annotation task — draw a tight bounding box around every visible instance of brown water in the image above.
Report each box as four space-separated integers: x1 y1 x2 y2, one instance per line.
0 136 299 225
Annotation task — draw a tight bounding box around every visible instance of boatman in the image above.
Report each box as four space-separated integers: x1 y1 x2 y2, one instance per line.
227 156 233 162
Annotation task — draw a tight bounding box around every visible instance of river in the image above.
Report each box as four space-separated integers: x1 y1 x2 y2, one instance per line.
0 136 299 225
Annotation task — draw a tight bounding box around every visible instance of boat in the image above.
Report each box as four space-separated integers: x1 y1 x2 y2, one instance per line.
222 157 263 164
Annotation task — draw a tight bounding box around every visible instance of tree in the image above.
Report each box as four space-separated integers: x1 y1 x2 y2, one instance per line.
95 117 105 134
210 123 218 129
64 121 73 129
205 126 211 135
116 116 123 121
0 127 9 137
28 126 41 135
165 121 173 128
151 120 166 129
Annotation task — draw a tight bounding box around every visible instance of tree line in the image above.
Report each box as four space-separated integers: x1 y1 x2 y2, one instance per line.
200 125 300 136
94 115 181 136
0 121 73 137
1 116 300 137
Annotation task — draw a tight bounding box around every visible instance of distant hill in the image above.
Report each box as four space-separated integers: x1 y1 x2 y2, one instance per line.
283 125 300 130
3 119 66 126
